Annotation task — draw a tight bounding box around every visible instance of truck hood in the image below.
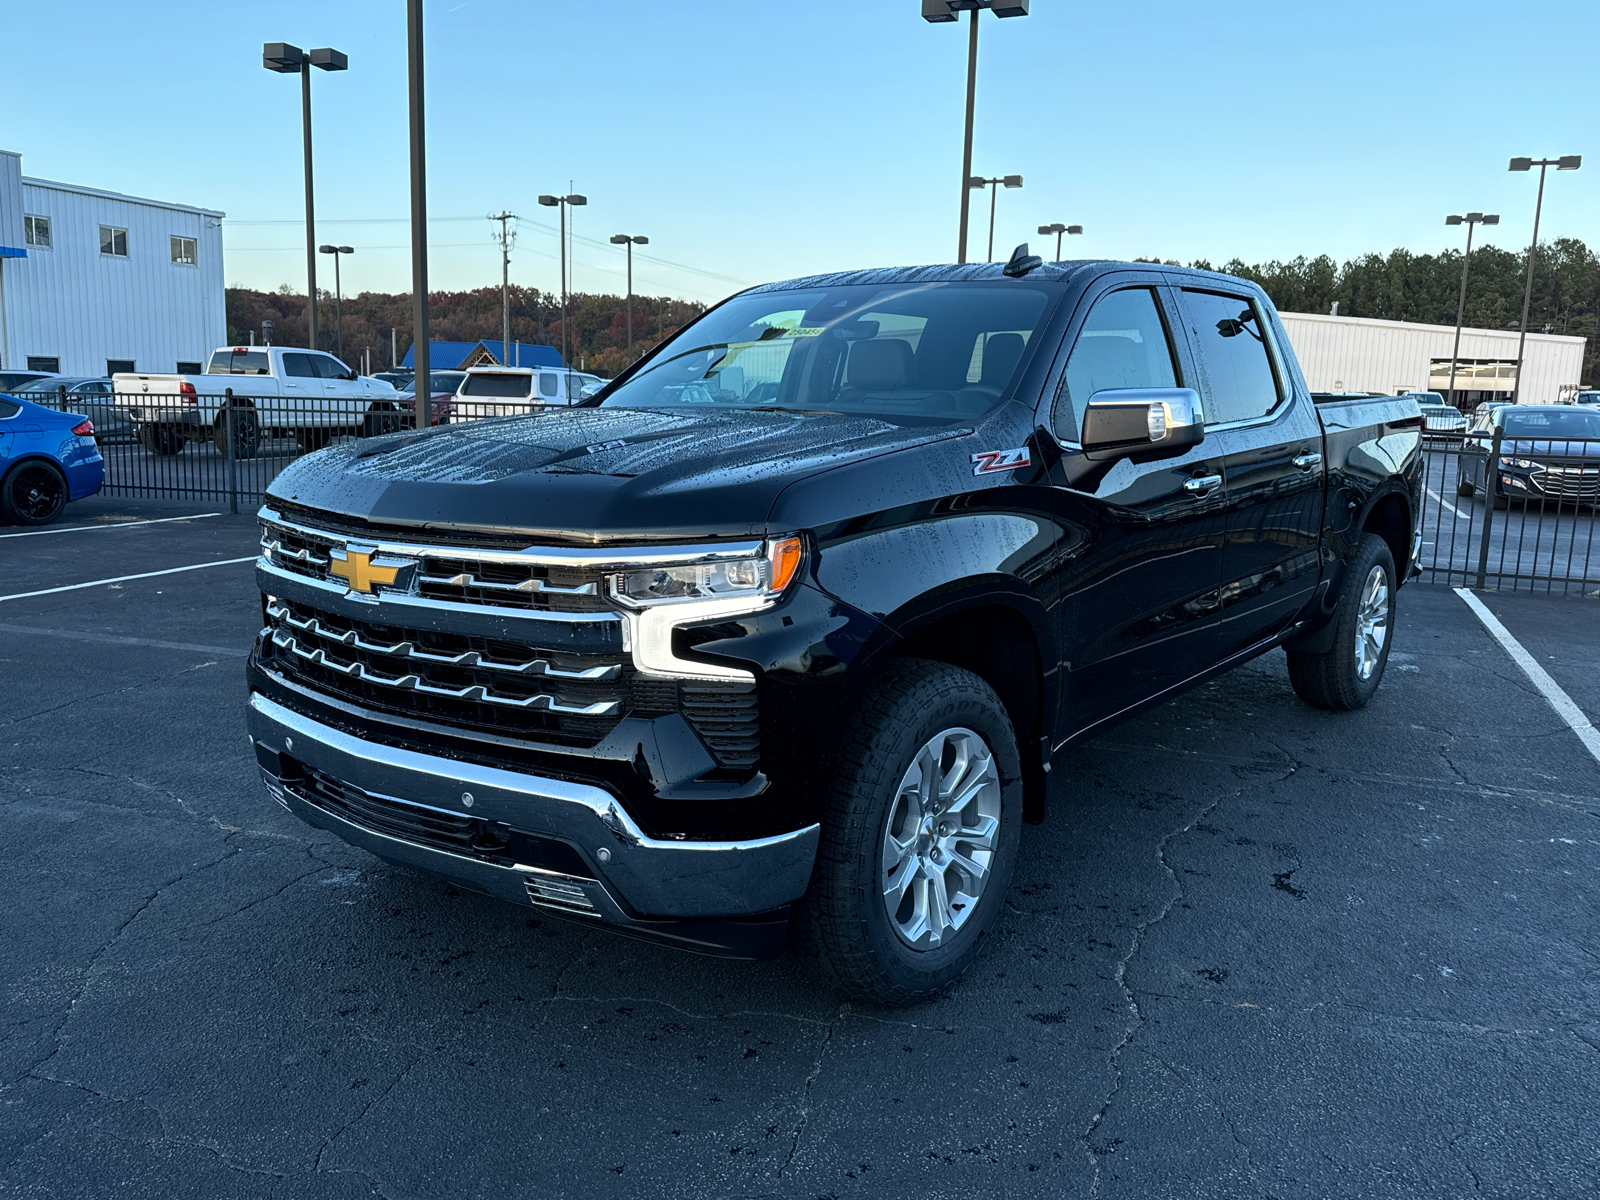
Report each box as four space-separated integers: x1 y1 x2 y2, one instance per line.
265 406 966 542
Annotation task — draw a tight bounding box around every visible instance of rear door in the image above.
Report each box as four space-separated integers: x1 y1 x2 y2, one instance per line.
1038 276 1231 731
1171 287 1325 656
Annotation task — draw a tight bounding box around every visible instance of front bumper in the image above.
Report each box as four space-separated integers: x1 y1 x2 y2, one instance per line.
247 691 819 958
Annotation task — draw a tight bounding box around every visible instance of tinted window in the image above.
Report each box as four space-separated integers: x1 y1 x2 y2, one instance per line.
0 398 19 418
282 353 318 378
1053 288 1179 441
1501 408 1600 437
314 355 351 380
208 350 271 375
1181 291 1282 425
600 282 1058 422
462 373 534 398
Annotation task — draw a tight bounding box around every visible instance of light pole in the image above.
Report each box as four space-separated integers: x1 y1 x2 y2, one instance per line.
1037 222 1083 260
489 211 517 364
317 245 353 360
1508 155 1581 402
609 234 649 357
263 42 347 352
1442 212 1498 409
969 174 1022 261
538 192 587 367
406 1 430 392
921 1 1030 264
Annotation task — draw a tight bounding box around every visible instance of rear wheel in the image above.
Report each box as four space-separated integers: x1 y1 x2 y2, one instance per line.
295 427 334 454
362 401 403 438
138 423 187 456
212 405 260 459
1 460 68 526
1286 533 1396 711
1456 474 1475 498
790 659 1022 1005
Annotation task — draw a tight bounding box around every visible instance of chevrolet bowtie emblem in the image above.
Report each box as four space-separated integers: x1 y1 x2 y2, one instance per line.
329 545 412 596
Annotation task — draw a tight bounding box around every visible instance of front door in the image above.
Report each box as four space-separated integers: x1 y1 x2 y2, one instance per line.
1171 287 1326 656
1036 279 1229 736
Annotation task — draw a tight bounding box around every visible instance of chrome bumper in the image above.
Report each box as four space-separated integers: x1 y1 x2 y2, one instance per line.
247 692 819 929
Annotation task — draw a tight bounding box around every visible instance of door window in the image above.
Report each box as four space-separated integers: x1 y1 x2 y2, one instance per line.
1052 288 1179 442
1180 291 1282 426
539 373 559 398
282 354 318 378
314 355 351 380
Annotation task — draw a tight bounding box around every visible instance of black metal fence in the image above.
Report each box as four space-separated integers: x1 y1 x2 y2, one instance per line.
1416 429 1600 595
24 386 1600 594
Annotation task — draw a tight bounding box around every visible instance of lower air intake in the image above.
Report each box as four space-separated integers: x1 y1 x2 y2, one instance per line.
525 871 599 917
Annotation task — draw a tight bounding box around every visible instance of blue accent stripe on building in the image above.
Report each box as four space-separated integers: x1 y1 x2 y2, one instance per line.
0 245 28 259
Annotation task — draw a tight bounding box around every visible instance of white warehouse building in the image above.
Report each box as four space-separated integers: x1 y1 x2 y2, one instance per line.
0 149 225 378
1278 310 1587 405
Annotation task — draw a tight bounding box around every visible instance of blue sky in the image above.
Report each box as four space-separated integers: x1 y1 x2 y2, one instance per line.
9 0 1595 304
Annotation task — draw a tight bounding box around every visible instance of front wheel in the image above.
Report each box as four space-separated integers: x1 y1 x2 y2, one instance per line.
789 659 1023 1005
1286 533 1396 711
1 459 69 526
362 402 403 438
1456 474 1475 498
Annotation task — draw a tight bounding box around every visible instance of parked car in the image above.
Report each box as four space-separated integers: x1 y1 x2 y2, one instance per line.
1417 401 1467 437
112 347 404 458
441 366 606 422
246 258 1422 1004
372 371 414 390
0 393 103 525
13 377 137 443
0 370 55 393
1457 403 1600 508
1562 390 1600 406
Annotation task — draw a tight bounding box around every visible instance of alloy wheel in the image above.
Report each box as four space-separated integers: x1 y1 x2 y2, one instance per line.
9 464 66 522
1354 564 1389 681
880 726 1001 949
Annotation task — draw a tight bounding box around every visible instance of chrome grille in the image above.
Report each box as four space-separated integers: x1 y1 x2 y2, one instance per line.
261 598 628 745
524 871 600 916
1532 466 1600 499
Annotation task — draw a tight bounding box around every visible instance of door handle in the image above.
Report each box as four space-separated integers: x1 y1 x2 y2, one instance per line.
1182 474 1222 496
1293 452 1323 471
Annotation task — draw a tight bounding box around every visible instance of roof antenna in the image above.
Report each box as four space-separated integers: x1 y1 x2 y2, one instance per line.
1002 242 1043 278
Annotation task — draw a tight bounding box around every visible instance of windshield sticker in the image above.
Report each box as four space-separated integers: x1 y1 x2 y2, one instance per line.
785 326 826 338
971 447 1031 476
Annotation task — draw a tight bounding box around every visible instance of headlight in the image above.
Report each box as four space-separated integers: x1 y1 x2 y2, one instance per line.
1508 458 1541 470
611 537 804 608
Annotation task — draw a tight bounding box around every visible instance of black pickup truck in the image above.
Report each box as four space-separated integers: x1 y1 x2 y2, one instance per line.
246 258 1422 1004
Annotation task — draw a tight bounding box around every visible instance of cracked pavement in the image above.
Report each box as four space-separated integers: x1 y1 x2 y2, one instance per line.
2 498 1597 1199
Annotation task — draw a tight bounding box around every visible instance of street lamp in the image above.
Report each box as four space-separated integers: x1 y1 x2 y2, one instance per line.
1442 213 1498 408
405 1 429 390
318 245 354 360
1507 154 1581 402
1037 222 1083 260
263 41 348 352
608 234 649 357
538 192 587 367
969 174 1022 262
921 1 1030 264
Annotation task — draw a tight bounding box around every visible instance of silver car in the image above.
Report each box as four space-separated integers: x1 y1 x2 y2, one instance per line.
14 377 137 442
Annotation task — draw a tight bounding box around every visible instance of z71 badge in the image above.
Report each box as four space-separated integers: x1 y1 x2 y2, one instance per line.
970 447 1031 476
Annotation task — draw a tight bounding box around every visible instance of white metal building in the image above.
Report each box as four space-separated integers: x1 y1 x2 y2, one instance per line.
0 150 225 377
1278 311 1587 404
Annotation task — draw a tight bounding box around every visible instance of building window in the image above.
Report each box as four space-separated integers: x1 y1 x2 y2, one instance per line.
24 215 51 248
99 226 129 257
106 359 136 375
175 361 202 375
171 236 197 266
27 356 61 373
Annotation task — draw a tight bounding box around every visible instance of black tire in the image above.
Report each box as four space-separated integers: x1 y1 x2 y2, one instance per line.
789 659 1023 1005
1 459 69 526
362 402 403 438
1456 475 1475 498
295 427 334 454
212 406 260 459
1491 487 1509 511
1286 533 1397 711
138 423 187 456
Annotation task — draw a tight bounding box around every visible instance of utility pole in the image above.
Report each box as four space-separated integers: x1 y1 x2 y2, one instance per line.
407 0 430 392
490 211 517 364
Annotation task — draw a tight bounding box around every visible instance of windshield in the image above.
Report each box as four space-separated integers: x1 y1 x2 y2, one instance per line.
1502 407 1600 437
599 282 1060 421
462 373 533 398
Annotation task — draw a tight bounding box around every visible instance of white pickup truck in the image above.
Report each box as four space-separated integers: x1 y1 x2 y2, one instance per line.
114 347 405 458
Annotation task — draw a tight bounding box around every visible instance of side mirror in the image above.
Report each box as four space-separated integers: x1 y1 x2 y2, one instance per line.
579 382 603 399
1081 387 1204 463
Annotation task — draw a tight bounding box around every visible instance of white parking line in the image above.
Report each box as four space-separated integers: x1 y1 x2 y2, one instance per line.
1426 486 1470 521
0 557 258 604
1454 587 1600 766
0 513 221 540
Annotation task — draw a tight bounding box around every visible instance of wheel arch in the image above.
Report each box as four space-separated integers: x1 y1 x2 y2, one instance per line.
1359 486 1413 579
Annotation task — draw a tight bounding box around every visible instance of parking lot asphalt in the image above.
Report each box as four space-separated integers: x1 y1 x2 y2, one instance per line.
2 499 1597 1200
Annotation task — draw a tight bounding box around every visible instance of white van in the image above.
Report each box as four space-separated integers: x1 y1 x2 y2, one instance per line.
449 366 605 422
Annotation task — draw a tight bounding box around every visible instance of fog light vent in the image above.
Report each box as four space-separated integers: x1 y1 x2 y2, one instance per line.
523 870 599 917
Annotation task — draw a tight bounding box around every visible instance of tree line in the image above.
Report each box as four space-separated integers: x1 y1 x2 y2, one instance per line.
225 284 706 378
1152 237 1597 383
229 236 1599 385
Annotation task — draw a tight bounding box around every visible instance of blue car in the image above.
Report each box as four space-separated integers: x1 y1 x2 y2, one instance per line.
0 392 105 525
